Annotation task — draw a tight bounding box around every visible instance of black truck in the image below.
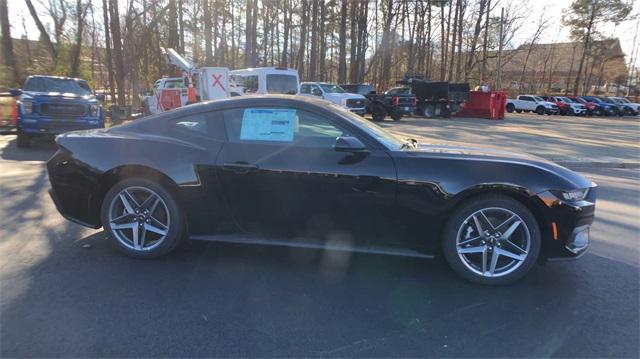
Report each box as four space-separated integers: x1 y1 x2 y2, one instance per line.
340 84 416 121
395 76 470 118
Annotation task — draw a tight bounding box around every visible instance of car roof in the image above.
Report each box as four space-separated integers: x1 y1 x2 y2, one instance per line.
27 75 87 82
145 95 333 118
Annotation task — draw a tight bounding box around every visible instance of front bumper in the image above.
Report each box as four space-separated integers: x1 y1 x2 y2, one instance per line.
347 107 366 116
19 116 104 135
536 188 596 261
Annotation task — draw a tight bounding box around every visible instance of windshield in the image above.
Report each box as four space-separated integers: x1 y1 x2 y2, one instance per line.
320 84 346 93
618 98 630 103
24 77 92 96
329 104 405 150
584 97 600 103
600 97 614 103
266 74 298 95
533 96 545 102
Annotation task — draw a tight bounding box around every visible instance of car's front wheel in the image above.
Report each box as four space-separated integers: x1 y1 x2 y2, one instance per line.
442 195 541 285
101 178 185 258
16 131 31 148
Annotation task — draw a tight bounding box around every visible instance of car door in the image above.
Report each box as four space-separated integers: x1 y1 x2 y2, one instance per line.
216 105 398 246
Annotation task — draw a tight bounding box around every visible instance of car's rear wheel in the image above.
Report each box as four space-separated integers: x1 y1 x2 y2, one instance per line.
442 195 541 285
101 178 184 258
506 104 515 113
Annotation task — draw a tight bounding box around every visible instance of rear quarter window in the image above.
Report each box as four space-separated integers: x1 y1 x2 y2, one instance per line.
167 111 226 141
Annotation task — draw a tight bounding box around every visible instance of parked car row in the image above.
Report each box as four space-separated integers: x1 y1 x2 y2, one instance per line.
506 94 639 117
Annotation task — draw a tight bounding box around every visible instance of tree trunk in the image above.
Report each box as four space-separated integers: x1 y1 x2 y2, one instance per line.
348 0 358 83
0 0 19 85
479 0 490 84
281 0 290 67
337 0 348 83
439 3 446 81
245 0 253 67
296 0 308 77
102 0 115 103
25 0 57 63
178 0 184 53
70 0 87 78
109 0 126 106
572 2 597 96
464 0 487 82
308 0 318 80
448 0 460 81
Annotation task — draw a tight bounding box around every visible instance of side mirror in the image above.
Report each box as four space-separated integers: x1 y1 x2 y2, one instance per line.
334 136 367 153
96 94 105 101
9 88 22 97
312 88 322 96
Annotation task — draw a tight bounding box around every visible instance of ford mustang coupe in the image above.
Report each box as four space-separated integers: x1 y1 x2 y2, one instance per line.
47 96 596 285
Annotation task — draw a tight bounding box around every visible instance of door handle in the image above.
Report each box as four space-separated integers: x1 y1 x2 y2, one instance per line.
223 162 259 174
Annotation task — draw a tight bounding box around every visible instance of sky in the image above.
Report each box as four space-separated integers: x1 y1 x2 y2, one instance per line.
6 0 640 65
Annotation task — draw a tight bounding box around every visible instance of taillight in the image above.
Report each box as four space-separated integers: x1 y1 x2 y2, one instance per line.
392 96 399 106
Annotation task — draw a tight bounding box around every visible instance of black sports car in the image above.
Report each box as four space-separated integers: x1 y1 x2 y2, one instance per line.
47 96 596 284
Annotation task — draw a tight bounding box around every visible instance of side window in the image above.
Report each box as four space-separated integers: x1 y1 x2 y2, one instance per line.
521 96 531 101
311 85 322 96
171 114 208 135
224 107 345 147
300 84 310 94
169 112 226 141
244 75 259 93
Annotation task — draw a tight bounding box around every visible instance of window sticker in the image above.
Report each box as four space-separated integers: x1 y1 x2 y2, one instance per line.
240 108 297 142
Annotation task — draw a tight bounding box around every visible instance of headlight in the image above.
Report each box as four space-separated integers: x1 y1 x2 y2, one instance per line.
551 188 589 202
22 100 33 113
89 104 99 117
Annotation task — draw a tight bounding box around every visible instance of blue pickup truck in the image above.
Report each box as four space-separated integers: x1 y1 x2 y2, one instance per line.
15 75 105 147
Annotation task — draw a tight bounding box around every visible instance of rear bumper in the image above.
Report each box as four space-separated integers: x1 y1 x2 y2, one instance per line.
393 106 417 115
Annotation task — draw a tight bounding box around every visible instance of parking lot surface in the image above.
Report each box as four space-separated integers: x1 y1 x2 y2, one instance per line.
383 113 639 166
0 115 638 357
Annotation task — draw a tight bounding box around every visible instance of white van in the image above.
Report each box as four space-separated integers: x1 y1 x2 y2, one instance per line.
229 67 300 96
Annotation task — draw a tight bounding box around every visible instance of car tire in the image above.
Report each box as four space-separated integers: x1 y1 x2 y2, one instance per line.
442 195 541 285
422 104 435 118
371 104 386 122
506 104 515 113
16 131 31 148
391 111 402 121
523 110 530 113
101 178 185 258
594 108 603 116
536 106 545 115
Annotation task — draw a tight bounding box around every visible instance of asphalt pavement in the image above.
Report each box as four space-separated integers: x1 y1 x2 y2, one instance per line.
0 129 638 357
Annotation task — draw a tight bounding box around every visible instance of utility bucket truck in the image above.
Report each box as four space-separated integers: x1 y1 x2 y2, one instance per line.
143 48 230 115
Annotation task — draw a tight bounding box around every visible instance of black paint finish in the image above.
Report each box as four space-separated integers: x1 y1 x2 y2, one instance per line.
46 96 596 260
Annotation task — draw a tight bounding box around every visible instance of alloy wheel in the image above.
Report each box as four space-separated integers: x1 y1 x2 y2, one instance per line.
455 207 531 278
108 186 170 251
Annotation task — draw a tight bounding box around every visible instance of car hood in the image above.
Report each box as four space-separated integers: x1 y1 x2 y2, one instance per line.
22 91 96 102
542 101 557 107
403 142 593 189
324 92 365 102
